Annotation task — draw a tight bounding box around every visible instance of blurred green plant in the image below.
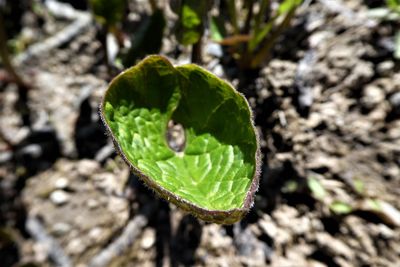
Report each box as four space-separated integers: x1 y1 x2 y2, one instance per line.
100 55 260 224
368 0 400 59
329 201 353 215
213 0 303 69
89 0 126 31
172 0 212 63
387 0 400 11
307 176 326 200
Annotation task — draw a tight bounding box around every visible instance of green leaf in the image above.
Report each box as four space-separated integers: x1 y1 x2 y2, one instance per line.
353 178 365 195
307 177 326 200
366 199 382 211
387 0 400 10
89 0 126 28
330 201 353 215
100 55 260 224
248 0 302 68
210 16 225 42
278 0 303 14
281 180 298 193
248 20 274 52
176 0 209 45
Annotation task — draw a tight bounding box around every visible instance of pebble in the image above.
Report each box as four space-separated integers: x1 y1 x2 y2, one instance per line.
54 177 69 189
315 232 354 259
376 224 395 239
66 238 86 255
379 201 400 227
88 227 103 242
389 92 400 116
377 61 394 76
52 222 72 236
50 190 70 205
87 199 100 209
259 215 278 237
361 85 385 109
205 43 223 57
213 64 224 78
77 159 100 177
140 228 156 249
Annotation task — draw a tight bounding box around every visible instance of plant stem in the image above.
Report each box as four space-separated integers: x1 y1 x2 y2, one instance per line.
243 0 255 34
191 36 203 64
250 6 297 68
225 0 239 34
253 0 269 34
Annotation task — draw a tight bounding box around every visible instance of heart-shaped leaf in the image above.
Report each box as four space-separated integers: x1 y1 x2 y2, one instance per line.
100 55 260 224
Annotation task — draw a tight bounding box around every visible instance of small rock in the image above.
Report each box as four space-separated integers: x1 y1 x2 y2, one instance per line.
50 190 70 205
66 238 86 255
88 227 103 243
76 159 100 177
378 201 400 227
315 232 354 259
377 61 394 76
361 85 385 110
309 31 335 48
389 92 400 118
54 177 69 189
388 122 400 139
259 215 278 238
86 199 100 209
51 222 71 236
376 224 395 239
140 228 155 249
0 151 12 163
213 64 224 78
205 43 223 57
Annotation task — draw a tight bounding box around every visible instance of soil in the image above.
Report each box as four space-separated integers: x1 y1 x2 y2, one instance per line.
1 0 400 267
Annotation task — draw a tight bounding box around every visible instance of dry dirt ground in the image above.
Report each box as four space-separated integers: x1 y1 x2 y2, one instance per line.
1 0 400 266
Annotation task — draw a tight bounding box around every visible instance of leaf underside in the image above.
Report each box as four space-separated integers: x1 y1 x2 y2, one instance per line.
101 55 259 224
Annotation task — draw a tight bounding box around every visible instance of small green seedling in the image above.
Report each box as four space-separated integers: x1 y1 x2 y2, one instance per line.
173 0 211 63
213 0 303 69
175 0 208 46
100 55 260 224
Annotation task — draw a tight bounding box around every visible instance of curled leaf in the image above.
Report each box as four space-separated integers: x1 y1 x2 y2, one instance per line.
100 55 260 224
